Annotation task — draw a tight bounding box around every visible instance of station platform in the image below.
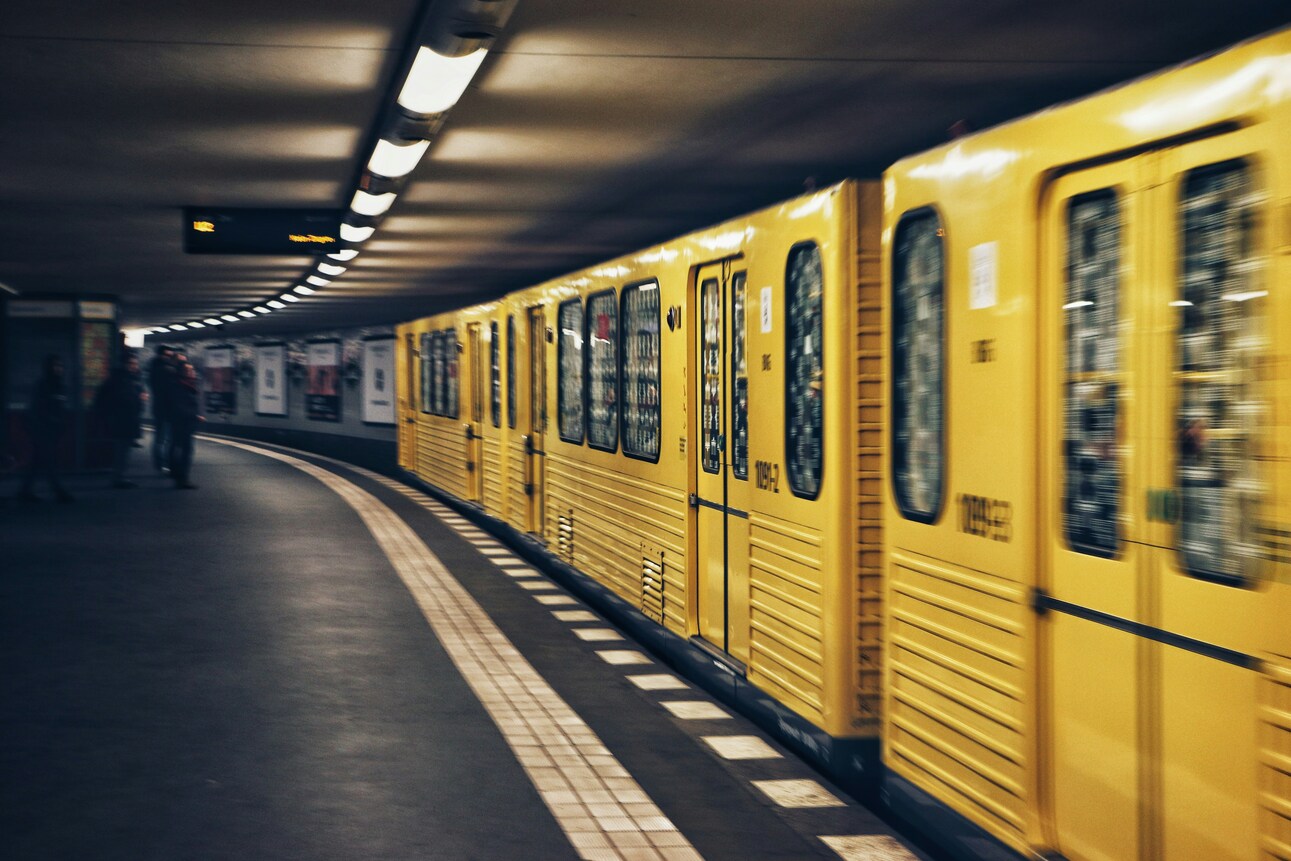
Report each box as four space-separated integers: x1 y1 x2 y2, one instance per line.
1 435 925 861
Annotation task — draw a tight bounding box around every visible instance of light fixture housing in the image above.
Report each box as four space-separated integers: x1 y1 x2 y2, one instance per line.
294 285 316 296
280 293 301 303
317 263 347 277
204 318 223 326
397 47 488 116
253 306 271 314
340 223 375 243
267 300 286 309
238 310 256 318
169 324 188 331
306 275 331 287
367 138 430 179
221 314 239 323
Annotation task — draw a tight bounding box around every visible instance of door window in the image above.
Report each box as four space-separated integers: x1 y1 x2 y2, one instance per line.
558 299 585 443
786 243 824 498
622 281 661 460
586 290 619 452
700 277 722 474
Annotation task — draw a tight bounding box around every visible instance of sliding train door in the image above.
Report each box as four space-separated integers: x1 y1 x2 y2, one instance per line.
465 323 484 502
1041 128 1271 861
1040 159 1150 861
692 260 751 665
525 306 547 538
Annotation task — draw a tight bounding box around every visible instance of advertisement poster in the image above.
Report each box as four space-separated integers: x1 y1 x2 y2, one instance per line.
203 346 236 415
362 337 396 425
305 340 341 422
254 343 287 416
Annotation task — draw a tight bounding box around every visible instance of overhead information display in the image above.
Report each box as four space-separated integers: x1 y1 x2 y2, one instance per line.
183 208 342 254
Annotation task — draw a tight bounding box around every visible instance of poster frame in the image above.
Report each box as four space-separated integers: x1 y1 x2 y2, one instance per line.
361 335 397 427
253 341 288 418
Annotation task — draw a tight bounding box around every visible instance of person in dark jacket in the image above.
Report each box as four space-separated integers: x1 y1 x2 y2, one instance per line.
94 355 145 488
168 361 204 489
148 345 175 472
16 354 73 503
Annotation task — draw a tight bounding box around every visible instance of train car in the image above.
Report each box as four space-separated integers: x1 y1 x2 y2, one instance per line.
398 181 886 775
882 27 1291 861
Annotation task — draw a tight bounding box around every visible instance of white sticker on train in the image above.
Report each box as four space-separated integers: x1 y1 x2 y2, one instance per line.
761 286 773 332
969 242 998 309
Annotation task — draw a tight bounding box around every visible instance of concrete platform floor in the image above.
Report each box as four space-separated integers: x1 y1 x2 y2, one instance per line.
1 436 924 861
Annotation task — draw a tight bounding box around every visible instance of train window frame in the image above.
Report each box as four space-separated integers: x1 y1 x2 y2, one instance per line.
785 241 824 501
1061 187 1124 560
731 271 749 481
1173 156 1265 587
490 320 501 428
445 328 460 420
419 332 432 414
620 278 662 463
557 297 585 444
506 315 517 430
700 275 723 475
584 288 620 454
890 206 947 524
431 330 446 416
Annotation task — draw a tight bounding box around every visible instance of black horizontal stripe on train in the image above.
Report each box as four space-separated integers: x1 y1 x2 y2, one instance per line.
1035 591 1261 671
694 496 749 519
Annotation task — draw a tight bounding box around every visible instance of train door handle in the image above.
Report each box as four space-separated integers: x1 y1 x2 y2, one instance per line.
464 424 475 440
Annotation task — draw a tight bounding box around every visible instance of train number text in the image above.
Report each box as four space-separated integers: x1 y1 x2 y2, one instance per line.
958 494 1012 542
755 460 781 493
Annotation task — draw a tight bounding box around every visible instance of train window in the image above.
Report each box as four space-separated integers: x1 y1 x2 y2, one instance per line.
419 332 432 414
700 277 722 474
506 315 516 429
558 298 585 443
731 272 749 480
891 210 945 522
445 328 460 420
1175 159 1265 585
586 290 619 452
786 243 824 499
621 280 661 461
490 321 501 428
1063 189 1123 558
430 331 446 416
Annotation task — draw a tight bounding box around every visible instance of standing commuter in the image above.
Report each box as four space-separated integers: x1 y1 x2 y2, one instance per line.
15 354 73 503
168 362 204 489
148 345 175 472
94 355 145 488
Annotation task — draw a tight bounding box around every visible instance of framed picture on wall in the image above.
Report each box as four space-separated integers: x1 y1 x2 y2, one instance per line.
254 342 287 417
362 336 396 425
305 339 341 422
203 345 236 415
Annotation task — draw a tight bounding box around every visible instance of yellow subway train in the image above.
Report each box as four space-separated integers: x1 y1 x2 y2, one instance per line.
395 28 1291 861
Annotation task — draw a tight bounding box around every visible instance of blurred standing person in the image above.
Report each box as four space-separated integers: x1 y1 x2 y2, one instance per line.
16 354 73 503
168 361 204 489
148 345 175 472
94 355 145 488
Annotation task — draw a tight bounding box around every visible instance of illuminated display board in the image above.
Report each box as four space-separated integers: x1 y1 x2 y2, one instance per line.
183 208 342 254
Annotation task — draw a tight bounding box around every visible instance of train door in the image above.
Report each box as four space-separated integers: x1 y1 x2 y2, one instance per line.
465 323 484 502
398 331 417 470
692 260 751 665
1039 159 1151 861
525 306 547 537
1144 133 1267 861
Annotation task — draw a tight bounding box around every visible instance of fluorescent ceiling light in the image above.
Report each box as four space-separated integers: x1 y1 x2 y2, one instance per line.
280 293 300 303
221 314 239 322
238 310 256 318
253 306 271 314
397 47 487 115
188 321 206 328
328 249 359 262
317 262 347 277
151 327 170 334
204 318 223 326
368 138 430 178
267 300 286 309
169 324 188 331
340 223 375 242
351 190 397 217
306 275 331 287
294 285 316 295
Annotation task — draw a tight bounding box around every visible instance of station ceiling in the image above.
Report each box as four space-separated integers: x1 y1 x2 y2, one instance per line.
1 2 1285 335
